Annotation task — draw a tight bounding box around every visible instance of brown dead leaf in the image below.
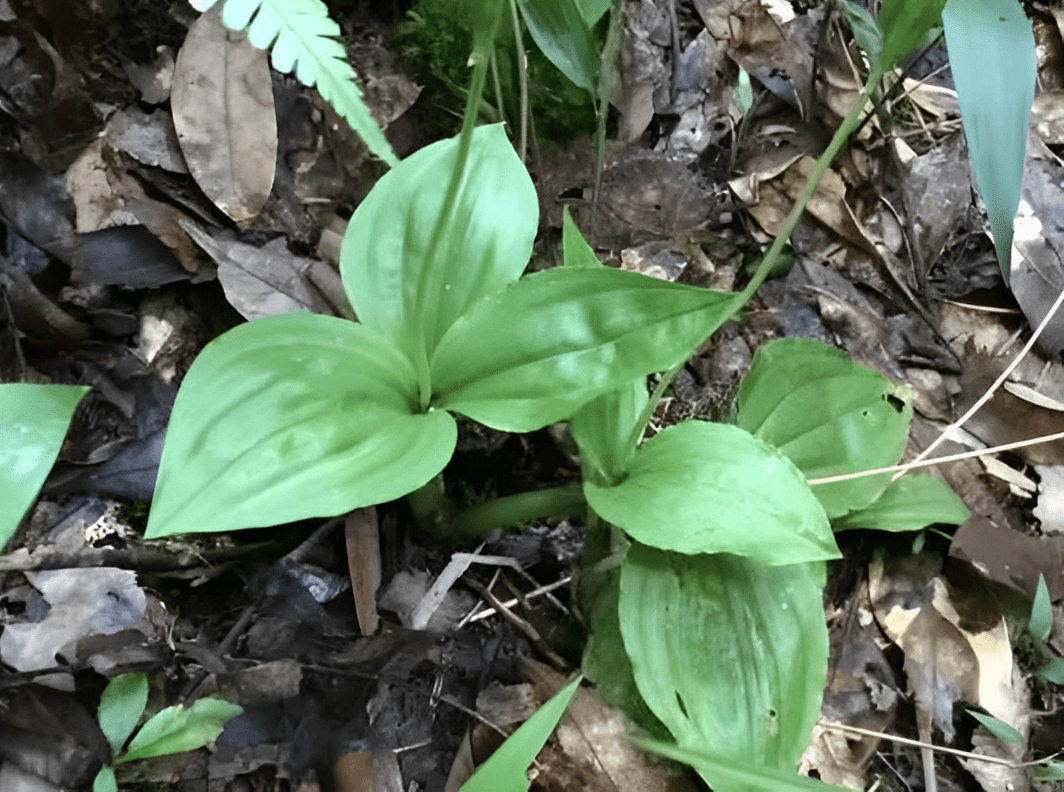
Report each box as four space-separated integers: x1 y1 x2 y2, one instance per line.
171 5 277 223
181 222 333 319
526 661 700 792
345 507 381 636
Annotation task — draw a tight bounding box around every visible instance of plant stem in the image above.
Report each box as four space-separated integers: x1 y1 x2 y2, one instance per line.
738 66 885 306
508 0 528 164
413 6 500 409
451 484 587 538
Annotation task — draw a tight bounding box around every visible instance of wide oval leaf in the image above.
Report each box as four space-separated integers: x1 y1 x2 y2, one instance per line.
584 421 837 564
736 338 912 518
431 267 739 432
98 672 148 755
833 473 969 532
1 383 90 552
620 545 828 789
341 124 537 359
518 0 599 92
117 697 243 765
146 314 456 537
943 0 1035 276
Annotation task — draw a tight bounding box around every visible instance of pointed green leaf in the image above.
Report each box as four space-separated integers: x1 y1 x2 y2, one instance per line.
1 384 90 552
116 697 243 765
341 124 537 359
460 674 582 792
518 0 600 92
189 0 398 167
1034 761 1064 781
562 207 601 269
833 473 969 531
633 739 850 791
93 766 117 792
965 709 1023 745
620 545 828 790
736 338 913 518
1036 656 1064 684
570 378 647 484
1029 573 1052 643
878 0 946 72
943 0 1035 275
98 673 148 755
585 422 837 563
146 314 456 537
431 267 739 432
843 1 883 66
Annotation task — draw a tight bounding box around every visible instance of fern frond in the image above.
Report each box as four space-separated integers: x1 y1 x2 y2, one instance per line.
190 0 399 167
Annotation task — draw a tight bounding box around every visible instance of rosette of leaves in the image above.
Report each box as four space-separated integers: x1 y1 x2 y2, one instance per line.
145 124 739 538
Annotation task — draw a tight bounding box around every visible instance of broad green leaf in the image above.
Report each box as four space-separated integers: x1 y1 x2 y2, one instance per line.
98 673 148 755
0 384 90 552
93 766 117 792
116 697 243 765
460 674 582 792
1029 573 1052 642
431 267 739 432
1037 656 1064 684
1034 761 1064 781
576 0 610 25
562 207 601 269
518 0 599 92
145 314 457 537
620 545 828 791
736 338 913 518
943 0 1035 275
585 422 838 564
965 709 1023 744
832 474 969 531
189 0 398 167
736 68 753 115
878 0 946 72
633 739 850 791
843 1 883 66
571 378 647 484
341 124 536 360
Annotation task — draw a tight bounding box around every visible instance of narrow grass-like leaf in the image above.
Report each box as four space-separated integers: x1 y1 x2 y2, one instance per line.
633 739 850 791
943 0 1035 275
460 675 582 792
585 422 838 564
341 124 536 360
620 545 828 790
965 709 1023 745
146 314 456 537
188 0 398 167
98 673 148 755
518 0 599 92
0 384 90 552
431 268 739 432
1028 573 1052 643
843 1 882 65
736 338 912 518
116 697 243 765
833 474 969 531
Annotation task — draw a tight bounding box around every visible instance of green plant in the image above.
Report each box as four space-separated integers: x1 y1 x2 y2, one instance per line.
0 383 90 551
459 674 582 792
93 672 243 792
1027 574 1064 684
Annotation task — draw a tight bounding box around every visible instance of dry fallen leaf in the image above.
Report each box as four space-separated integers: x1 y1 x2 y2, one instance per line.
171 5 277 223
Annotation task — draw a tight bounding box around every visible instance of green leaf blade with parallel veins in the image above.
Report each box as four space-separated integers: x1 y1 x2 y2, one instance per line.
943 0 1035 275
833 473 969 531
620 545 829 790
584 421 838 564
431 267 739 432
518 0 600 92
116 697 243 765
98 673 148 756
341 124 537 361
736 338 913 519
146 314 456 538
1 383 90 552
